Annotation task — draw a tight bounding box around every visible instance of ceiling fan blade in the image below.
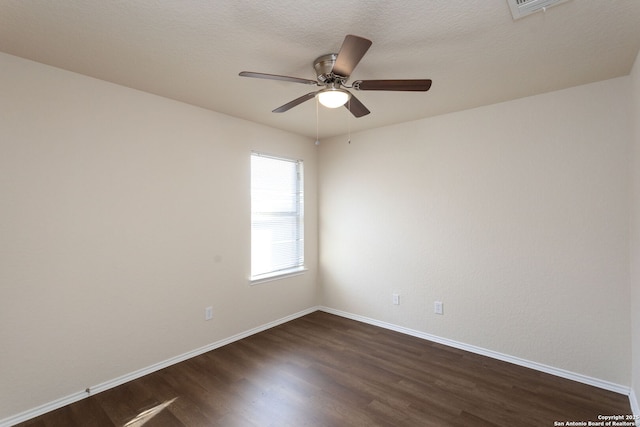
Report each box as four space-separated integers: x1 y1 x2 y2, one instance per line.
344 93 370 118
272 91 318 113
332 35 372 78
354 79 432 91
239 71 318 85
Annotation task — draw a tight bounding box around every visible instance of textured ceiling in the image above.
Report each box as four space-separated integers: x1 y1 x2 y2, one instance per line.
1 0 640 139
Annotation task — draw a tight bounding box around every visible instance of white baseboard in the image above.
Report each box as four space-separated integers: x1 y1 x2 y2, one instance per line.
0 390 89 427
0 306 319 427
319 306 631 396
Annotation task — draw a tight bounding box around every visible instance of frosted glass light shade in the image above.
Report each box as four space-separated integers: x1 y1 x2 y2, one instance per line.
317 88 350 108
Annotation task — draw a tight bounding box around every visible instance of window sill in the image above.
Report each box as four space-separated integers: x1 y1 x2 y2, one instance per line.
249 267 307 285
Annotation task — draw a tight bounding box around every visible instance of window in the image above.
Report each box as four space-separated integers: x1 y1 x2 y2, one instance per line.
250 153 304 282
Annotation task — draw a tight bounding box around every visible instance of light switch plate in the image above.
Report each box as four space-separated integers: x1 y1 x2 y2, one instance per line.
434 301 443 315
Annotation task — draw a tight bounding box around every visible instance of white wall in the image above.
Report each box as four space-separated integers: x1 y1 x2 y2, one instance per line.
630 50 640 415
319 77 632 385
0 52 319 420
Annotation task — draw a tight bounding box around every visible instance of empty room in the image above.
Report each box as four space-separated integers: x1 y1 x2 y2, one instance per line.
1 1 640 426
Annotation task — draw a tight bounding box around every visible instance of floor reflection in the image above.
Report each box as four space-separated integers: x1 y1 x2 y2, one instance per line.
123 397 177 427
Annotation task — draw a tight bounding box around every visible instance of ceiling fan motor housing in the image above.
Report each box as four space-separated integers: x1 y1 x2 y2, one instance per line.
314 54 342 83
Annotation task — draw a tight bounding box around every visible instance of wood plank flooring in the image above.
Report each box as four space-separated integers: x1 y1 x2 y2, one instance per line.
17 311 631 426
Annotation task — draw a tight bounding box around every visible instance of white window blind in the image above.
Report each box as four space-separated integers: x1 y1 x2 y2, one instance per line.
251 153 304 281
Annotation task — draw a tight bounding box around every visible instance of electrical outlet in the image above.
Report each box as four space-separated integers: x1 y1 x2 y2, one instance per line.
434 301 443 315
392 293 400 305
205 306 213 320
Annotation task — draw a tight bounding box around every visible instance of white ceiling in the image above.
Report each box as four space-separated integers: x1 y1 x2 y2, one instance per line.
1 0 639 140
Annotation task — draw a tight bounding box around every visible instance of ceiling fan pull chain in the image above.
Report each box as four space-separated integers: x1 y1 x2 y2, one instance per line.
348 98 352 144
315 96 320 146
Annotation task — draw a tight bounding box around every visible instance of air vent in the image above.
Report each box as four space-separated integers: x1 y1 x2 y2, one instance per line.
507 0 570 20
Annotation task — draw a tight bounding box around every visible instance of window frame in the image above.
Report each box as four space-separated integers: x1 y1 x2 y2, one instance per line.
249 152 305 284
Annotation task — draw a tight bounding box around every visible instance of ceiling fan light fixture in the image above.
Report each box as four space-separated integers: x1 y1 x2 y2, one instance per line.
317 88 350 109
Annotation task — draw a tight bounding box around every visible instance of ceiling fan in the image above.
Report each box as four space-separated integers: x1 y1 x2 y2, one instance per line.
239 35 432 118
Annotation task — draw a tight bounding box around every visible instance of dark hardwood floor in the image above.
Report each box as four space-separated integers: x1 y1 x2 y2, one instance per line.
17 311 631 426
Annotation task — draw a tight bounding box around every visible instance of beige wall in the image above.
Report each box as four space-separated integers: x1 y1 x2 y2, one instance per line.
630 50 640 415
319 77 632 385
0 52 319 419
2 46 638 422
